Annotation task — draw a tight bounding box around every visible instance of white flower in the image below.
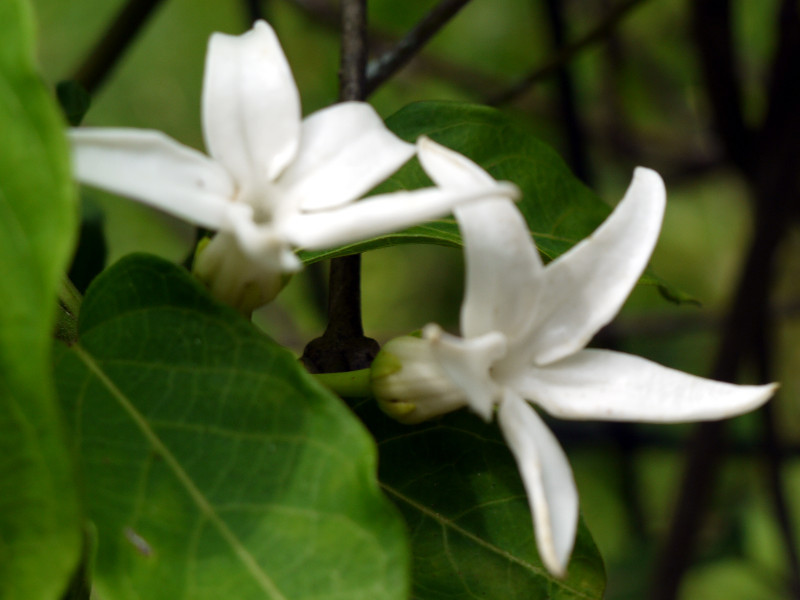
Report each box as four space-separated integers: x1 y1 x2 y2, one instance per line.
407 138 777 577
68 21 516 311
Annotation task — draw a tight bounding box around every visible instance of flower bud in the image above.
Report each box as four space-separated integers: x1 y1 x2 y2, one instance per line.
192 232 291 315
370 335 468 424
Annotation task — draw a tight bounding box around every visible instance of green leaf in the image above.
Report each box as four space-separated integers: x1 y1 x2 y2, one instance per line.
54 254 409 600
0 1 82 598
300 101 691 303
350 399 606 599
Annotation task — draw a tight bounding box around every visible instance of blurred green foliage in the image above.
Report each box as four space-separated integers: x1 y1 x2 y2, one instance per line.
32 1 800 598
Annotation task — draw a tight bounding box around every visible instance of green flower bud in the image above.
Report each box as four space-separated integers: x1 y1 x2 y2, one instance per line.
371 335 468 424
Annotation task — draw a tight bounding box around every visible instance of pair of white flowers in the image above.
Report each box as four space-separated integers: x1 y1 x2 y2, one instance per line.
70 20 777 580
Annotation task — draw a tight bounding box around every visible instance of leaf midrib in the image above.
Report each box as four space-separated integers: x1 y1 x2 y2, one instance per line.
381 483 596 600
72 343 289 600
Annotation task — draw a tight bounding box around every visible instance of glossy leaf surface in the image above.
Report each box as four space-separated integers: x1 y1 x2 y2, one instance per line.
352 399 607 599
54 254 409 600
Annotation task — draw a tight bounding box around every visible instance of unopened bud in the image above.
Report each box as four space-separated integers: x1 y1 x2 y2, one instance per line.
371 335 468 424
193 233 290 315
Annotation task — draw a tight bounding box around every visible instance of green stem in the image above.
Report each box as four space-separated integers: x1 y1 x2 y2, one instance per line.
313 368 372 398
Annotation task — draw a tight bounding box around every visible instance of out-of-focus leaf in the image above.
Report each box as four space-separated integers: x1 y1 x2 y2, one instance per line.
0 1 82 598
54 254 409 600
301 101 692 303
351 399 607 599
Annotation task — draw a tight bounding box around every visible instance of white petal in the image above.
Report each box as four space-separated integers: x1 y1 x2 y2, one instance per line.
423 324 506 421
280 183 518 250
416 136 498 190
510 348 777 422
202 20 301 187
69 128 234 229
278 102 415 212
417 137 543 340
457 199 546 342
497 391 578 577
522 168 666 366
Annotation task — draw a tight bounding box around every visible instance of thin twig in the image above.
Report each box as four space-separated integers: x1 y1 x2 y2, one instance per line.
487 0 648 106
365 0 473 96
73 0 166 94
285 0 505 98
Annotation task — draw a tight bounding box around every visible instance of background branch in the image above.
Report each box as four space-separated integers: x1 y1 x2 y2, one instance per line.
651 2 800 596
487 0 647 106
690 0 753 174
365 0 472 96
541 0 592 183
285 0 505 98
73 0 166 94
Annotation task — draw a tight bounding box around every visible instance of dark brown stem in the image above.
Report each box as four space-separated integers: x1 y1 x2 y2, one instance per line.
301 0 378 373
541 0 592 183
242 0 267 24
339 0 368 102
750 9 800 595
691 0 754 175
365 0 472 96
487 0 647 106
73 0 166 95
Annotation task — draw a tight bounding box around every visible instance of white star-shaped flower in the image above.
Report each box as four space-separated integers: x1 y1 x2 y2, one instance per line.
377 138 777 577
69 21 516 311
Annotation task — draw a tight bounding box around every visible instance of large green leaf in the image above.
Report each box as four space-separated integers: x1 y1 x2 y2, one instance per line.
0 1 81 598
301 101 688 301
350 399 606 599
54 254 409 600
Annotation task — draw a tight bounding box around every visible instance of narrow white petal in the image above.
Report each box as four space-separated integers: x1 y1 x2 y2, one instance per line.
458 199 544 341
510 348 777 422
281 183 518 250
417 137 544 340
69 128 234 229
522 168 666 367
497 391 578 577
423 324 506 421
202 20 301 187
278 102 415 212
416 136 498 190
